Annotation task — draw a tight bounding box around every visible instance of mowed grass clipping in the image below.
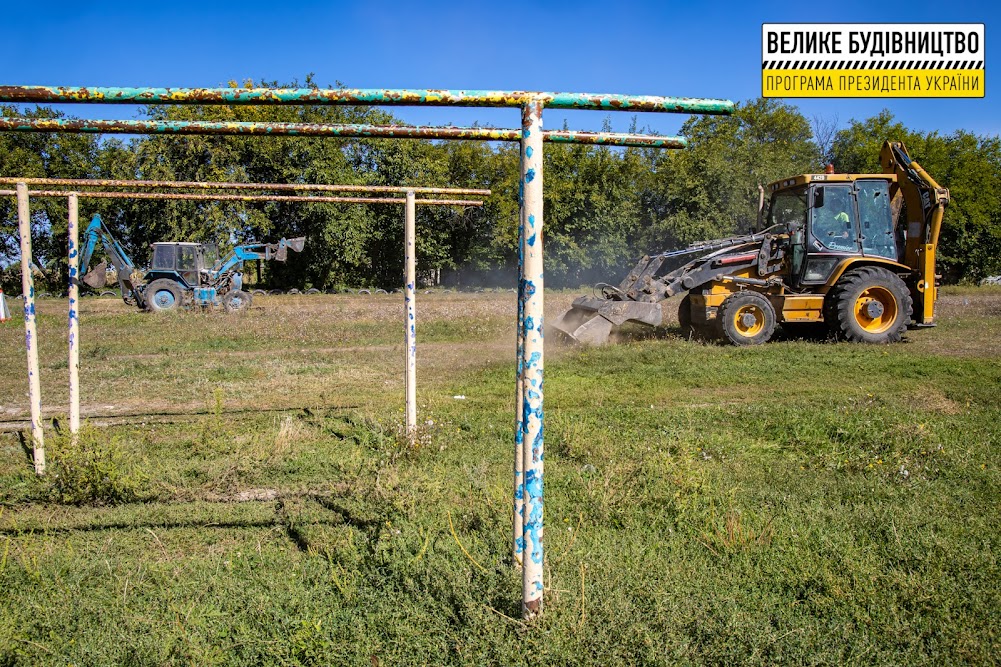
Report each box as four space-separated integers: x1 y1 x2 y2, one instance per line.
0 289 999 665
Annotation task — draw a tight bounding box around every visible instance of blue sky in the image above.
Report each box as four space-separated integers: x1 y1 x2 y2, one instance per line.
4 0 998 138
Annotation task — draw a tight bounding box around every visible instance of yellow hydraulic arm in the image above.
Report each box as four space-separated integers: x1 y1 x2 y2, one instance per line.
880 141 950 325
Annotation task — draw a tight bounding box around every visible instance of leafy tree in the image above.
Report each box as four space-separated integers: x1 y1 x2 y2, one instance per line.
635 98 819 255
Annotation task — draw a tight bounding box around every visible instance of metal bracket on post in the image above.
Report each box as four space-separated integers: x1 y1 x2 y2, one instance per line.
519 100 545 619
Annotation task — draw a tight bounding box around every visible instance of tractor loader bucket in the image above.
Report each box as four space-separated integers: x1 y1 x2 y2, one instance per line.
552 296 663 345
273 237 306 262
82 261 108 289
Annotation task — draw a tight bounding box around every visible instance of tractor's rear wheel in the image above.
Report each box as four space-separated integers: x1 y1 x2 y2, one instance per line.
223 289 253 313
145 279 182 313
825 267 912 343
718 291 776 346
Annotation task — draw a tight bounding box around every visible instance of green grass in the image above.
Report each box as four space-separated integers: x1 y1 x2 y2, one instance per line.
0 290 998 665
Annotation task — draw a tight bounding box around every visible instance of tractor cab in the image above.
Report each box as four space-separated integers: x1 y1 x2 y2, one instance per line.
148 242 214 289
766 173 900 288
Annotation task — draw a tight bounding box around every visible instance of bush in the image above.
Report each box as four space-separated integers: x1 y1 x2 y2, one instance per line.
48 427 149 505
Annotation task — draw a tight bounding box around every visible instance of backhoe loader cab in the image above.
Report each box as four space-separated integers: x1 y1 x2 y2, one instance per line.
766 174 900 285
553 141 949 346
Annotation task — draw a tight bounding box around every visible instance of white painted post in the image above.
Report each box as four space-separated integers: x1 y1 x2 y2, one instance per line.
513 146 526 567
404 191 417 444
520 100 545 618
67 193 81 435
16 182 45 474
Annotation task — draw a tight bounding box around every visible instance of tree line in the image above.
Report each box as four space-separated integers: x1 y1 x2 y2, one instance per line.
2 79 999 293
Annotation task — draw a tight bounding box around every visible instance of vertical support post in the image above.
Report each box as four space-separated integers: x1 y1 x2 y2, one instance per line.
513 160 526 567
67 193 81 435
519 100 545 618
16 183 45 474
404 191 417 444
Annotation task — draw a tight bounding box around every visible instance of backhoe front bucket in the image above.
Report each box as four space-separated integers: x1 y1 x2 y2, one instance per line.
552 296 663 345
81 261 108 289
288 237 306 253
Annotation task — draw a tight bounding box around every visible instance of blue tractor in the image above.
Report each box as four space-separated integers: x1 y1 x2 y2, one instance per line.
79 214 305 312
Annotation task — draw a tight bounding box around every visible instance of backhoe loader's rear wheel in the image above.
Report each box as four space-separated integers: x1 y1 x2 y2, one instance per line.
825 267 912 343
718 292 776 346
146 279 182 313
223 289 252 313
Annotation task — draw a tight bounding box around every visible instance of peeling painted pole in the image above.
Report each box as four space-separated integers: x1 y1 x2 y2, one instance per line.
513 160 526 568
0 190 482 206
16 183 44 474
404 191 417 444
67 193 81 435
0 117 687 149
520 101 545 618
0 86 736 115
0 176 491 197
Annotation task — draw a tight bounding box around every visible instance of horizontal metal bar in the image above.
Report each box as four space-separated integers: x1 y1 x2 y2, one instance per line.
0 118 687 149
0 86 734 114
0 189 483 206
0 175 490 196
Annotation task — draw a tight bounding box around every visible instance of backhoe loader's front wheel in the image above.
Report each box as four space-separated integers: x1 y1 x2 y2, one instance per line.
718 292 776 346
678 294 694 336
825 267 912 343
146 279 182 313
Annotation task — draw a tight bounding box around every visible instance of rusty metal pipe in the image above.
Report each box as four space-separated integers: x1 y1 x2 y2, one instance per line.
0 86 735 114
0 175 490 197
0 118 687 149
0 190 482 206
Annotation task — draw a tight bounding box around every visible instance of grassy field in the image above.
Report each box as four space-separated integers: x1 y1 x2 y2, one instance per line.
0 288 999 665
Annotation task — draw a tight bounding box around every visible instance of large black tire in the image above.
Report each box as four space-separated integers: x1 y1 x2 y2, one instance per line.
825 267 912 343
223 289 253 313
717 291 777 346
145 279 183 313
678 293 694 335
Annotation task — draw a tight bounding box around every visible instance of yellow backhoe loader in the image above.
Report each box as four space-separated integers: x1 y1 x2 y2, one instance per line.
553 141 949 345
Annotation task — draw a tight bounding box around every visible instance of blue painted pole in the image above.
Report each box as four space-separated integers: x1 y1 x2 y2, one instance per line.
67 193 81 435
0 86 735 115
520 101 545 618
0 117 688 149
513 151 526 568
16 183 45 474
404 191 417 443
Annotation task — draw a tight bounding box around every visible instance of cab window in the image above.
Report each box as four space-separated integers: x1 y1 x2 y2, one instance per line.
811 185 859 253
177 246 198 272
768 187 808 229
151 245 175 270
856 180 897 260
